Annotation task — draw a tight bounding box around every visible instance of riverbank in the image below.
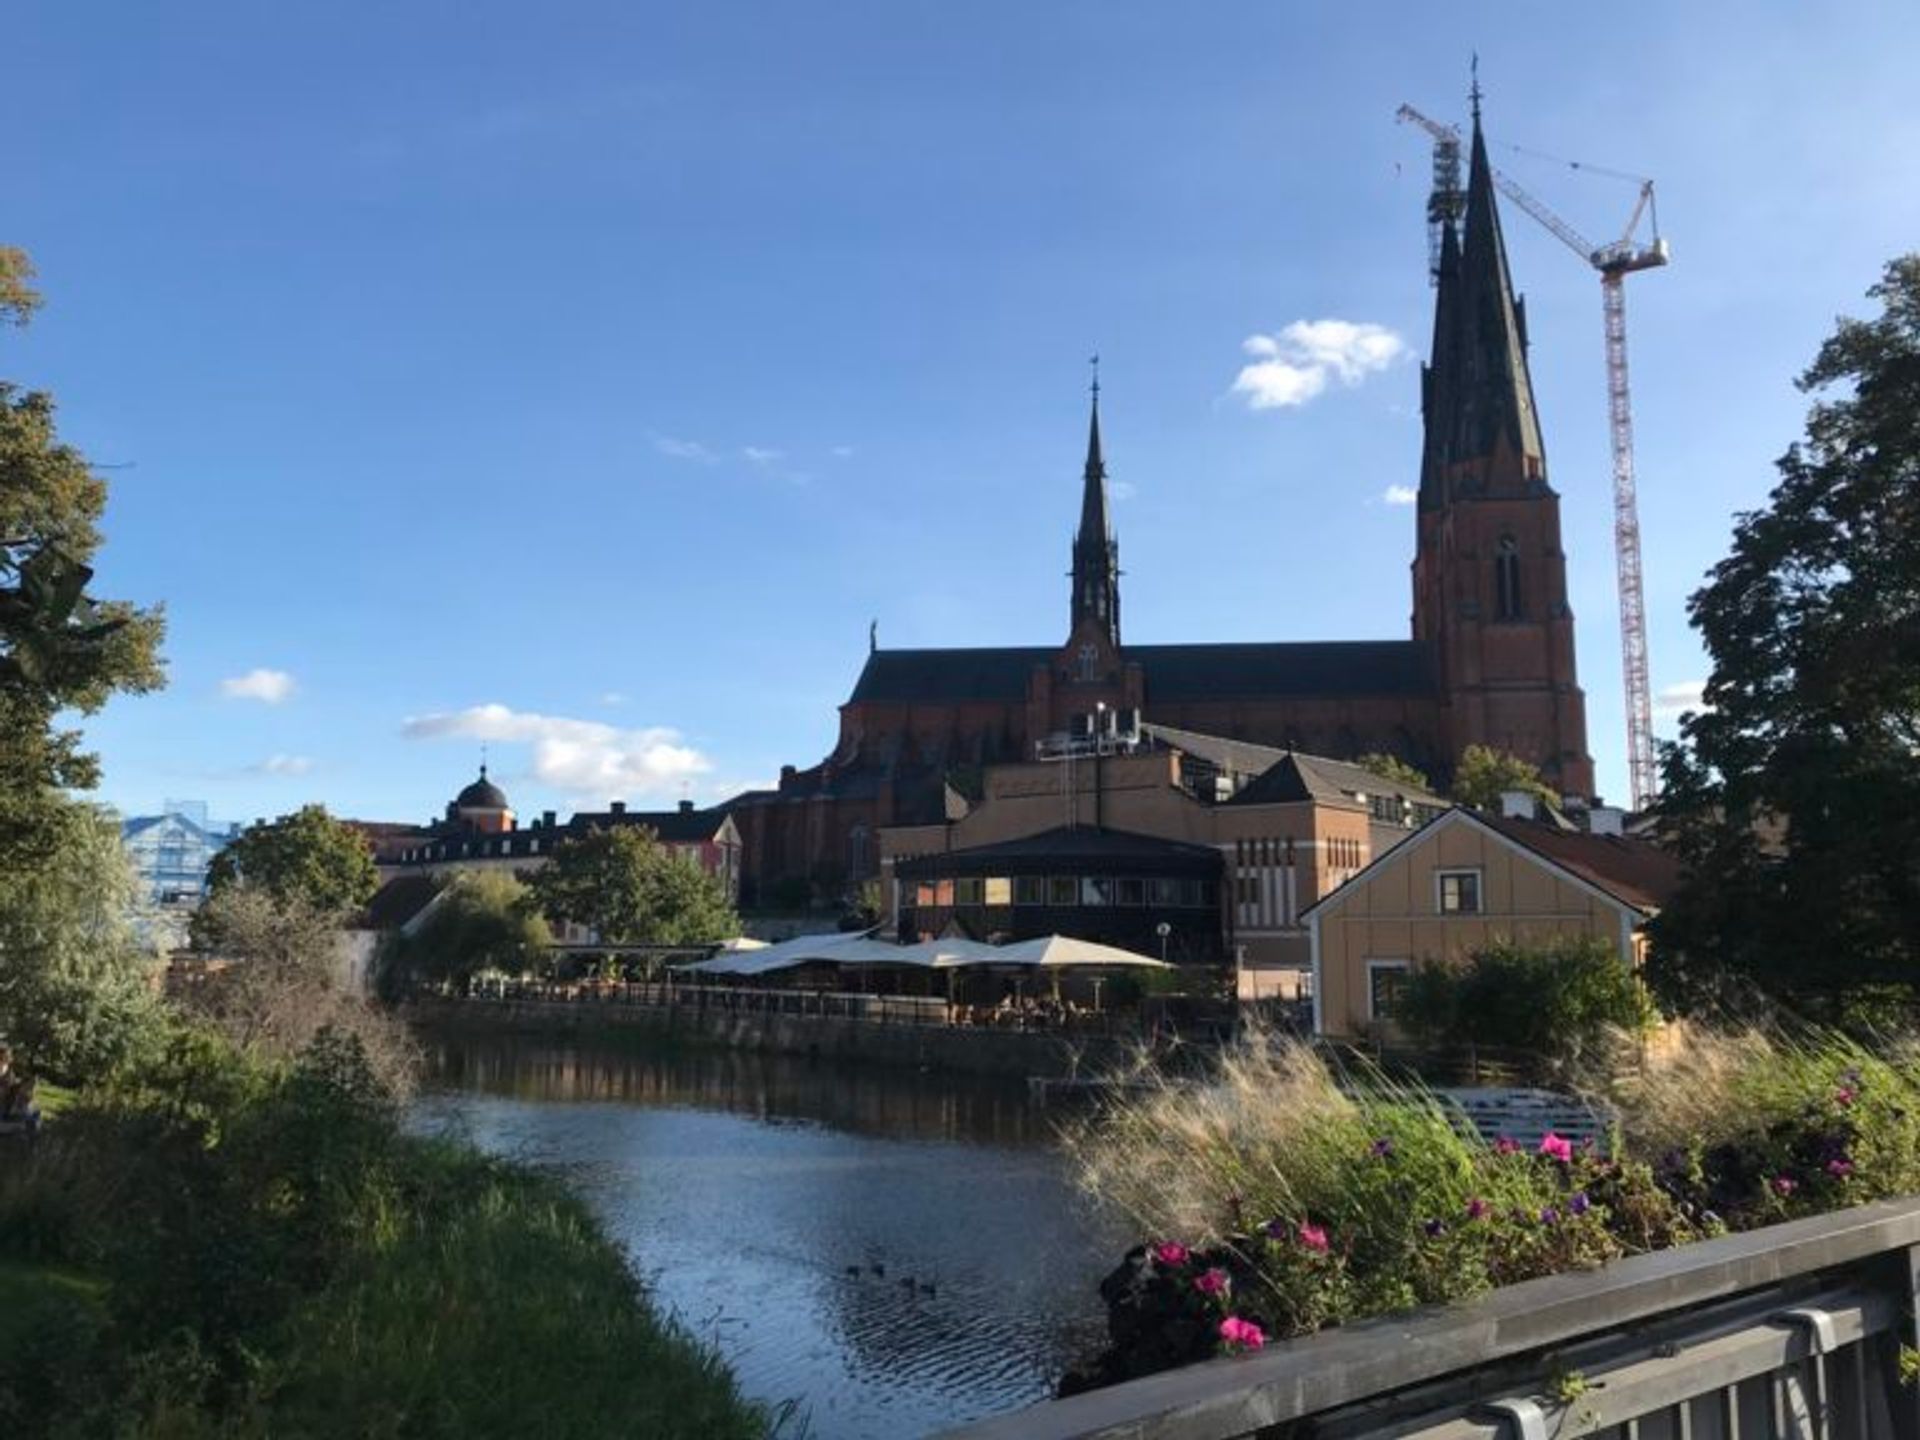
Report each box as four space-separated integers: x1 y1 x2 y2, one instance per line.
404 991 1134 1080
0 1030 770 1440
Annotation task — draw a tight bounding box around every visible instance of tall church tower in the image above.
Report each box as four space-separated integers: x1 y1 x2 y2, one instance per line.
1411 100 1595 799
1070 381 1122 647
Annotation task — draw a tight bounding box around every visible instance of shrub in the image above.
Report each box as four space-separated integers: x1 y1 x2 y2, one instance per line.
1063 1025 1913 1390
1397 935 1656 1076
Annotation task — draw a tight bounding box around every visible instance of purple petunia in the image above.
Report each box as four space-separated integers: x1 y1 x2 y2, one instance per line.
1569 1191 1591 1216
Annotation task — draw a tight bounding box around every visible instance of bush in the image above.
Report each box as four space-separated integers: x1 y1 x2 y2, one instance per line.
1063 1026 1918 1391
0 1025 765 1439
1397 935 1656 1076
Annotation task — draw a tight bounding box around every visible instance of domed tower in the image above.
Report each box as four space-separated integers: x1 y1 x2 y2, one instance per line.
446 764 513 834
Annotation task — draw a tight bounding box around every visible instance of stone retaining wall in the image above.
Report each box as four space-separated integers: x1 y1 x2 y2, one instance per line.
402 996 1129 1080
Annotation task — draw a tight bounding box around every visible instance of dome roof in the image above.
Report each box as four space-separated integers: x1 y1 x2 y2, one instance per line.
454 767 509 811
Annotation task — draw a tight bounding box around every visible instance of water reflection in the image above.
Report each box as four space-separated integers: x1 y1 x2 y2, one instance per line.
414 1035 1124 1440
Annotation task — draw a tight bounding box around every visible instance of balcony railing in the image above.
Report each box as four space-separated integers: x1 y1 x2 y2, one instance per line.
935 1196 1920 1439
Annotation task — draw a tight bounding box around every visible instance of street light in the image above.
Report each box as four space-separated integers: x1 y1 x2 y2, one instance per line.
1155 920 1171 967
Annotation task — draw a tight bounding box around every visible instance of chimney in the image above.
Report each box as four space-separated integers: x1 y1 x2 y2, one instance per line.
542 810 556 829
1588 806 1625 838
678 799 694 814
1499 790 1536 820
610 800 627 816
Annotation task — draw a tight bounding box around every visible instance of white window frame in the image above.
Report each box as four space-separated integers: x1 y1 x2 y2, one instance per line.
1434 867 1484 916
1366 959 1412 1023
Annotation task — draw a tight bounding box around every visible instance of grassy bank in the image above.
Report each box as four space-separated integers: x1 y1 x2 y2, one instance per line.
0 1028 770 1439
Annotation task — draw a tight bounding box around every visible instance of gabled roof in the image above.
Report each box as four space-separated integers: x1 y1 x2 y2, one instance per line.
893 825 1222 878
847 639 1434 707
1302 806 1678 923
1228 751 1443 811
570 807 739 844
361 873 444 931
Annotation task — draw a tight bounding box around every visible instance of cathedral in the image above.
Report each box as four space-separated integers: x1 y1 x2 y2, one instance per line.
725 108 1593 904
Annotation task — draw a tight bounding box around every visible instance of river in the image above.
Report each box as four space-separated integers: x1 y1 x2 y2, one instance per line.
411 1032 1128 1439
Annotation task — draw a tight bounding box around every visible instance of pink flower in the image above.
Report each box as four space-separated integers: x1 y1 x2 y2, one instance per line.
1827 1158 1855 1179
1465 1197 1489 1221
1835 1087 1856 1108
1218 1316 1267 1353
1538 1133 1574 1164
1193 1267 1230 1296
1772 1175 1798 1197
1152 1242 1190 1267
1495 1136 1520 1155
1297 1222 1330 1254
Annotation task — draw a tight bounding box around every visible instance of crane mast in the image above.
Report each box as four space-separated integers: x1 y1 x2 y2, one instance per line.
1396 103 1669 811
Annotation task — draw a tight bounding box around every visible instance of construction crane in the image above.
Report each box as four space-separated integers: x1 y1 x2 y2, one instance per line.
1396 103 1670 812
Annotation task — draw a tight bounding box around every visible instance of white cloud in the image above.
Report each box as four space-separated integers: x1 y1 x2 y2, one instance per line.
1654 680 1710 718
250 754 314 777
652 433 718 463
401 702 712 801
1382 484 1418 506
741 445 782 465
221 668 296 704
1232 319 1408 411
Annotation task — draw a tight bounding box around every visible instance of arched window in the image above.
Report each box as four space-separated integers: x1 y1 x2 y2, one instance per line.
1076 643 1099 681
847 824 871 878
1495 536 1522 621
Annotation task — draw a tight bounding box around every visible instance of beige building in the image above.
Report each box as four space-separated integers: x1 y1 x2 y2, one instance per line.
1304 805 1679 1037
879 724 1444 995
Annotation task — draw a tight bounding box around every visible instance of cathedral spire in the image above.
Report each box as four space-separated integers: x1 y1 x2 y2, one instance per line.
1421 99 1546 499
1071 366 1121 647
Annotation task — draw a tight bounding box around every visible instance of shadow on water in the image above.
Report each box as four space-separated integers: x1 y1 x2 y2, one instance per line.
412 1032 1126 1440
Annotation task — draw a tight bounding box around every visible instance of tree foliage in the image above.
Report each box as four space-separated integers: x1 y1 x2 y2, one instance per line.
207 805 378 915
1652 256 1920 1009
1449 745 1557 814
1 258 165 871
0 800 161 1080
1356 753 1432 793
1397 935 1655 1076
529 825 739 946
386 870 551 992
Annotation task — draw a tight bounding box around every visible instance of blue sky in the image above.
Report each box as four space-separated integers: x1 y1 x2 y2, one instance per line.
8 2 1917 825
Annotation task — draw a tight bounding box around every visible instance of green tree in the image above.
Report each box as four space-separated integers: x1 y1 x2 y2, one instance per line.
1356 753 1432 793
1397 935 1655 1076
207 805 378 915
1 254 165 871
529 825 739 945
1652 256 1920 1010
388 870 551 992
0 799 161 1078
1449 744 1557 814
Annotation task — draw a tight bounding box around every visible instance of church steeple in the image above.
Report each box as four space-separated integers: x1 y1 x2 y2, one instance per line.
1420 103 1546 501
1070 369 1121 646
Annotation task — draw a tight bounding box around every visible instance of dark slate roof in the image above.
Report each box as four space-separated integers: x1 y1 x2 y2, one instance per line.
1480 813 1682 914
1230 751 1445 811
849 647 1053 703
569 807 736 844
362 873 443 931
848 640 1433 706
454 772 510 810
894 825 1223 879
1138 723 1290 781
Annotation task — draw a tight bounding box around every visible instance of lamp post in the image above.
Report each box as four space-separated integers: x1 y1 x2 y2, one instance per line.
1155 920 1171 967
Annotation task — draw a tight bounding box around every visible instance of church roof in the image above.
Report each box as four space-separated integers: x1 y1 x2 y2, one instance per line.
454 769 509 810
847 639 1432 706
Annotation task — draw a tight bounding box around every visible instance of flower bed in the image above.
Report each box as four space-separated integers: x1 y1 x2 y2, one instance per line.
1060 1026 1920 1393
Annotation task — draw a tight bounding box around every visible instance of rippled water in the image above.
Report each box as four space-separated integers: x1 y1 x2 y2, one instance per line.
412 1035 1126 1439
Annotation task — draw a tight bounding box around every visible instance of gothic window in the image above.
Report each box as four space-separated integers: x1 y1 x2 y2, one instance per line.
1495 536 1523 621
1076 643 1098 681
847 824 871 878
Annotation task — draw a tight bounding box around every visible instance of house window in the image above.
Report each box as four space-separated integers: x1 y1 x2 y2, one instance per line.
1437 869 1483 915
1115 878 1146 906
1367 960 1412 1022
1495 536 1522 620
1080 876 1114 906
1150 878 1180 906
954 877 984 906
1047 876 1079 906
984 876 1012 906
1015 875 1046 905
